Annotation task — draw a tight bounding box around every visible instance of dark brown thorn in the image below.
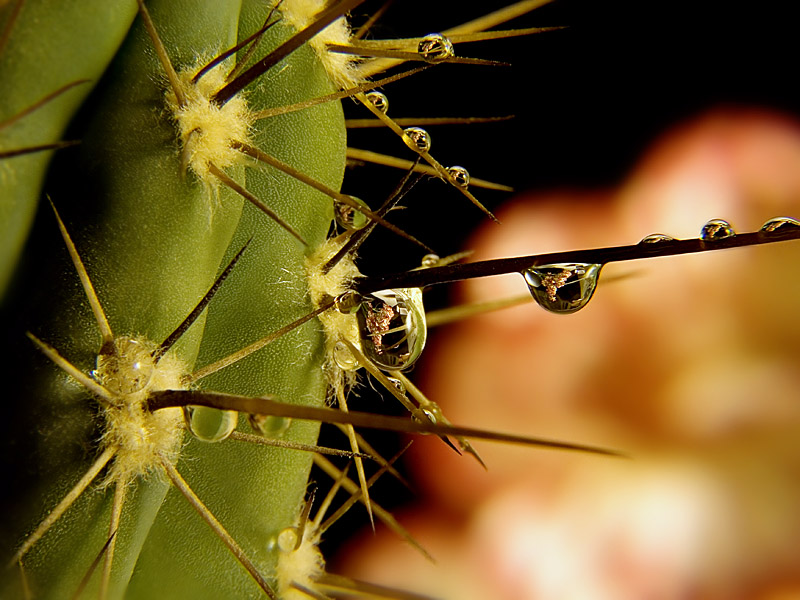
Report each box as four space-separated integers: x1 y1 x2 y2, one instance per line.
322 159 424 274
325 43 509 66
209 163 307 245
351 0 394 40
148 390 626 457
229 1 285 82
252 66 430 121
69 530 118 600
318 572 440 600
192 3 282 83
187 301 334 384
289 582 331 600
213 0 368 105
0 0 24 58
0 80 90 132
354 91 499 222
159 456 277 599
135 0 185 107
345 115 514 128
233 140 432 251
228 430 372 459
293 486 316 551
355 227 800 294
154 239 251 362
346 147 514 192
318 442 411 534
0 140 79 160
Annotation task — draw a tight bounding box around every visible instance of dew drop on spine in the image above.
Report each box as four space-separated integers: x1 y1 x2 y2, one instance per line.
521 263 603 315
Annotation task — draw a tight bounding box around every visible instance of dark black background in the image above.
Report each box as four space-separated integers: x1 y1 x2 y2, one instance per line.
320 0 800 559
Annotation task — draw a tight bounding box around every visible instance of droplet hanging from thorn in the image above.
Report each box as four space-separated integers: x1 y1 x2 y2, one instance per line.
421 253 440 268
417 33 455 63
357 288 427 370
639 233 675 244
334 195 369 231
249 414 291 438
700 218 735 241
760 216 800 234
183 405 237 442
333 341 359 371
365 91 389 114
446 165 470 188
522 263 603 314
403 127 431 153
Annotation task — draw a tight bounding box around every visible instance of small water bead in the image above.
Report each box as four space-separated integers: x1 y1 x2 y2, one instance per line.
365 91 389 114
248 414 291 438
760 216 800 233
417 33 455 63
446 165 470 188
94 336 154 395
700 218 735 241
386 376 406 394
522 263 602 315
277 527 299 553
421 253 440 268
333 195 369 231
183 405 237 442
639 233 675 244
402 127 431 153
333 340 359 371
357 288 427 370
335 290 363 314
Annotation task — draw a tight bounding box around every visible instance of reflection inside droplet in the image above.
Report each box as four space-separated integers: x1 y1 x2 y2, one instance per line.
446 165 470 188
417 33 455 63
333 340 359 370
402 127 431 153
95 336 155 395
760 216 800 233
183 405 237 442
357 288 427 370
248 414 291 438
421 253 440 268
700 218 735 241
365 91 389 114
333 195 369 231
522 263 603 314
639 233 675 244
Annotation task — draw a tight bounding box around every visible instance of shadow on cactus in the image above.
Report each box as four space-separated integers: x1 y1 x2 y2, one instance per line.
2 1 800 599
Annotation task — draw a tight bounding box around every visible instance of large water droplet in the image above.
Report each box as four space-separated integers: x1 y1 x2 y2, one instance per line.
700 218 735 241
403 127 431 153
333 340 359 371
249 414 291 438
183 405 237 442
365 91 389 114
760 216 800 234
522 263 602 314
446 165 470 188
417 33 455 63
333 195 369 231
357 288 427 370
639 233 675 244
95 336 154 395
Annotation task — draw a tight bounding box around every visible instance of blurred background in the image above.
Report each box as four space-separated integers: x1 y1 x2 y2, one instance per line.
318 1 800 598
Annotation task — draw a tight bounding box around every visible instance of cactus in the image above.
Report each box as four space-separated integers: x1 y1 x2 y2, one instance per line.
2 1 799 599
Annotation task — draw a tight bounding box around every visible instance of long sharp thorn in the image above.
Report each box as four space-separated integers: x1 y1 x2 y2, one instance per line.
213 0 368 105
159 456 277 599
0 140 80 160
228 430 372 459
318 572 440 600
135 0 185 106
99 483 126 599
48 198 114 346
335 386 374 529
155 239 252 361
0 80 90 132
70 529 118 600
9 447 116 566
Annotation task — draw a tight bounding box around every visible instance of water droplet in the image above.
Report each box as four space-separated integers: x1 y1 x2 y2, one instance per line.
357 288 427 370
249 413 291 438
333 195 369 231
333 340 359 371
403 127 431 153
760 216 800 233
183 405 237 442
421 253 440 268
386 376 406 394
335 290 363 314
700 218 735 241
94 336 154 395
365 91 389 114
446 165 470 188
522 263 602 315
639 233 675 244
277 527 298 553
417 33 455 63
